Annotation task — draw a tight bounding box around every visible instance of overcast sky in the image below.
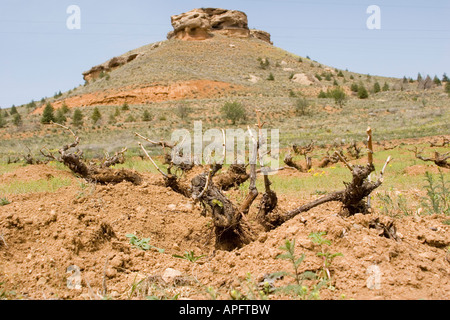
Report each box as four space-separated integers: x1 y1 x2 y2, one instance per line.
0 0 449 108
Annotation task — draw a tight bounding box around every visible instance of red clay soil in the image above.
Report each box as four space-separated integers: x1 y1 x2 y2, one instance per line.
32 80 246 113
0 164 449 300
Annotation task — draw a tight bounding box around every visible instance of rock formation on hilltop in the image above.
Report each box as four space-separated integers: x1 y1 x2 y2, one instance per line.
82 8 272 82
167 8 272 44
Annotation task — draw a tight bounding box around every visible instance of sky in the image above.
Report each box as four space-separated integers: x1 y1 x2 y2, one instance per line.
0 0 449 108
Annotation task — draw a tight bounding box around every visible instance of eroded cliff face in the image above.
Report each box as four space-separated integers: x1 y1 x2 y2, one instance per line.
167 8 272 44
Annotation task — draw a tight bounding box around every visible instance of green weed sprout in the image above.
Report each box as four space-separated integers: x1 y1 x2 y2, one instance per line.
126 234 164 253
172 251 206 263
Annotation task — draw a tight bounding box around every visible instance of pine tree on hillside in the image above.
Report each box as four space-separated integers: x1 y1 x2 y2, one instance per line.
358 85 369 99
55 108 67 124
433 75 441 86
91 107 102 124
373 82 381 93
10 105 18 115
142 110 152 122
0 110 6 128
61 103 70 114
13 113 22 127
72 108 84 128
41 103 55 124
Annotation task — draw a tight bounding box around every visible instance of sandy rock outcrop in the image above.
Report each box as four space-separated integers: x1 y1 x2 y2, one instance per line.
291 73 321 86
167 8 272 44
82 53 140 82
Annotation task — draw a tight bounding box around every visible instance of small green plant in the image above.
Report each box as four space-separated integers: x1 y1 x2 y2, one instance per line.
0 282 17 300
142 110 152 122
376 191 413 217
258 57 270 69
267 72 275 81
125 114 136 123
173 251 206 263
229 273 270 300
0 197 11 206
317 90 327 98
122 102 130 111
308 232 343 282
270 239 322 300
126 234 165 252
421 170 449 215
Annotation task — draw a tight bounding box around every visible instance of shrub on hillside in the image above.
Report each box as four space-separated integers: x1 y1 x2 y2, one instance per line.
0 111 7 128
373 82 381 93
91 107 102 124
445 82 450 97
55 109 67 124
221 101 246 125
328 87 347 107
294 98 311 116
41 103 55 124
72 108 84 128
357 85 369 99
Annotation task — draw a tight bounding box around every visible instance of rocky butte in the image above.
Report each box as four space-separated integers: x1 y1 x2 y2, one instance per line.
82 8 272 82
167 8 272 44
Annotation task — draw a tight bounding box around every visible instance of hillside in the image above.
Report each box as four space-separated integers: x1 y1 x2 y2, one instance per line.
0 8 448 161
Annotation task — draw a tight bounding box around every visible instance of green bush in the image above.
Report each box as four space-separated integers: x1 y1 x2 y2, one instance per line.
142 110 152 122
55 109 67 124
122 102 130 111
91 107 102 124
13 113 22 127
294 98 311 116
328 87 347 107
258 57 270 70
0 111 6 128
373 82 381 93
445 82 450 97
72 108 84 128
41 103 55 124
317 90 327 98
357 85 369 99
221 101 246 125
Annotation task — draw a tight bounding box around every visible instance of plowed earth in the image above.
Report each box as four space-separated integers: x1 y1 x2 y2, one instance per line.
0 164 449 300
